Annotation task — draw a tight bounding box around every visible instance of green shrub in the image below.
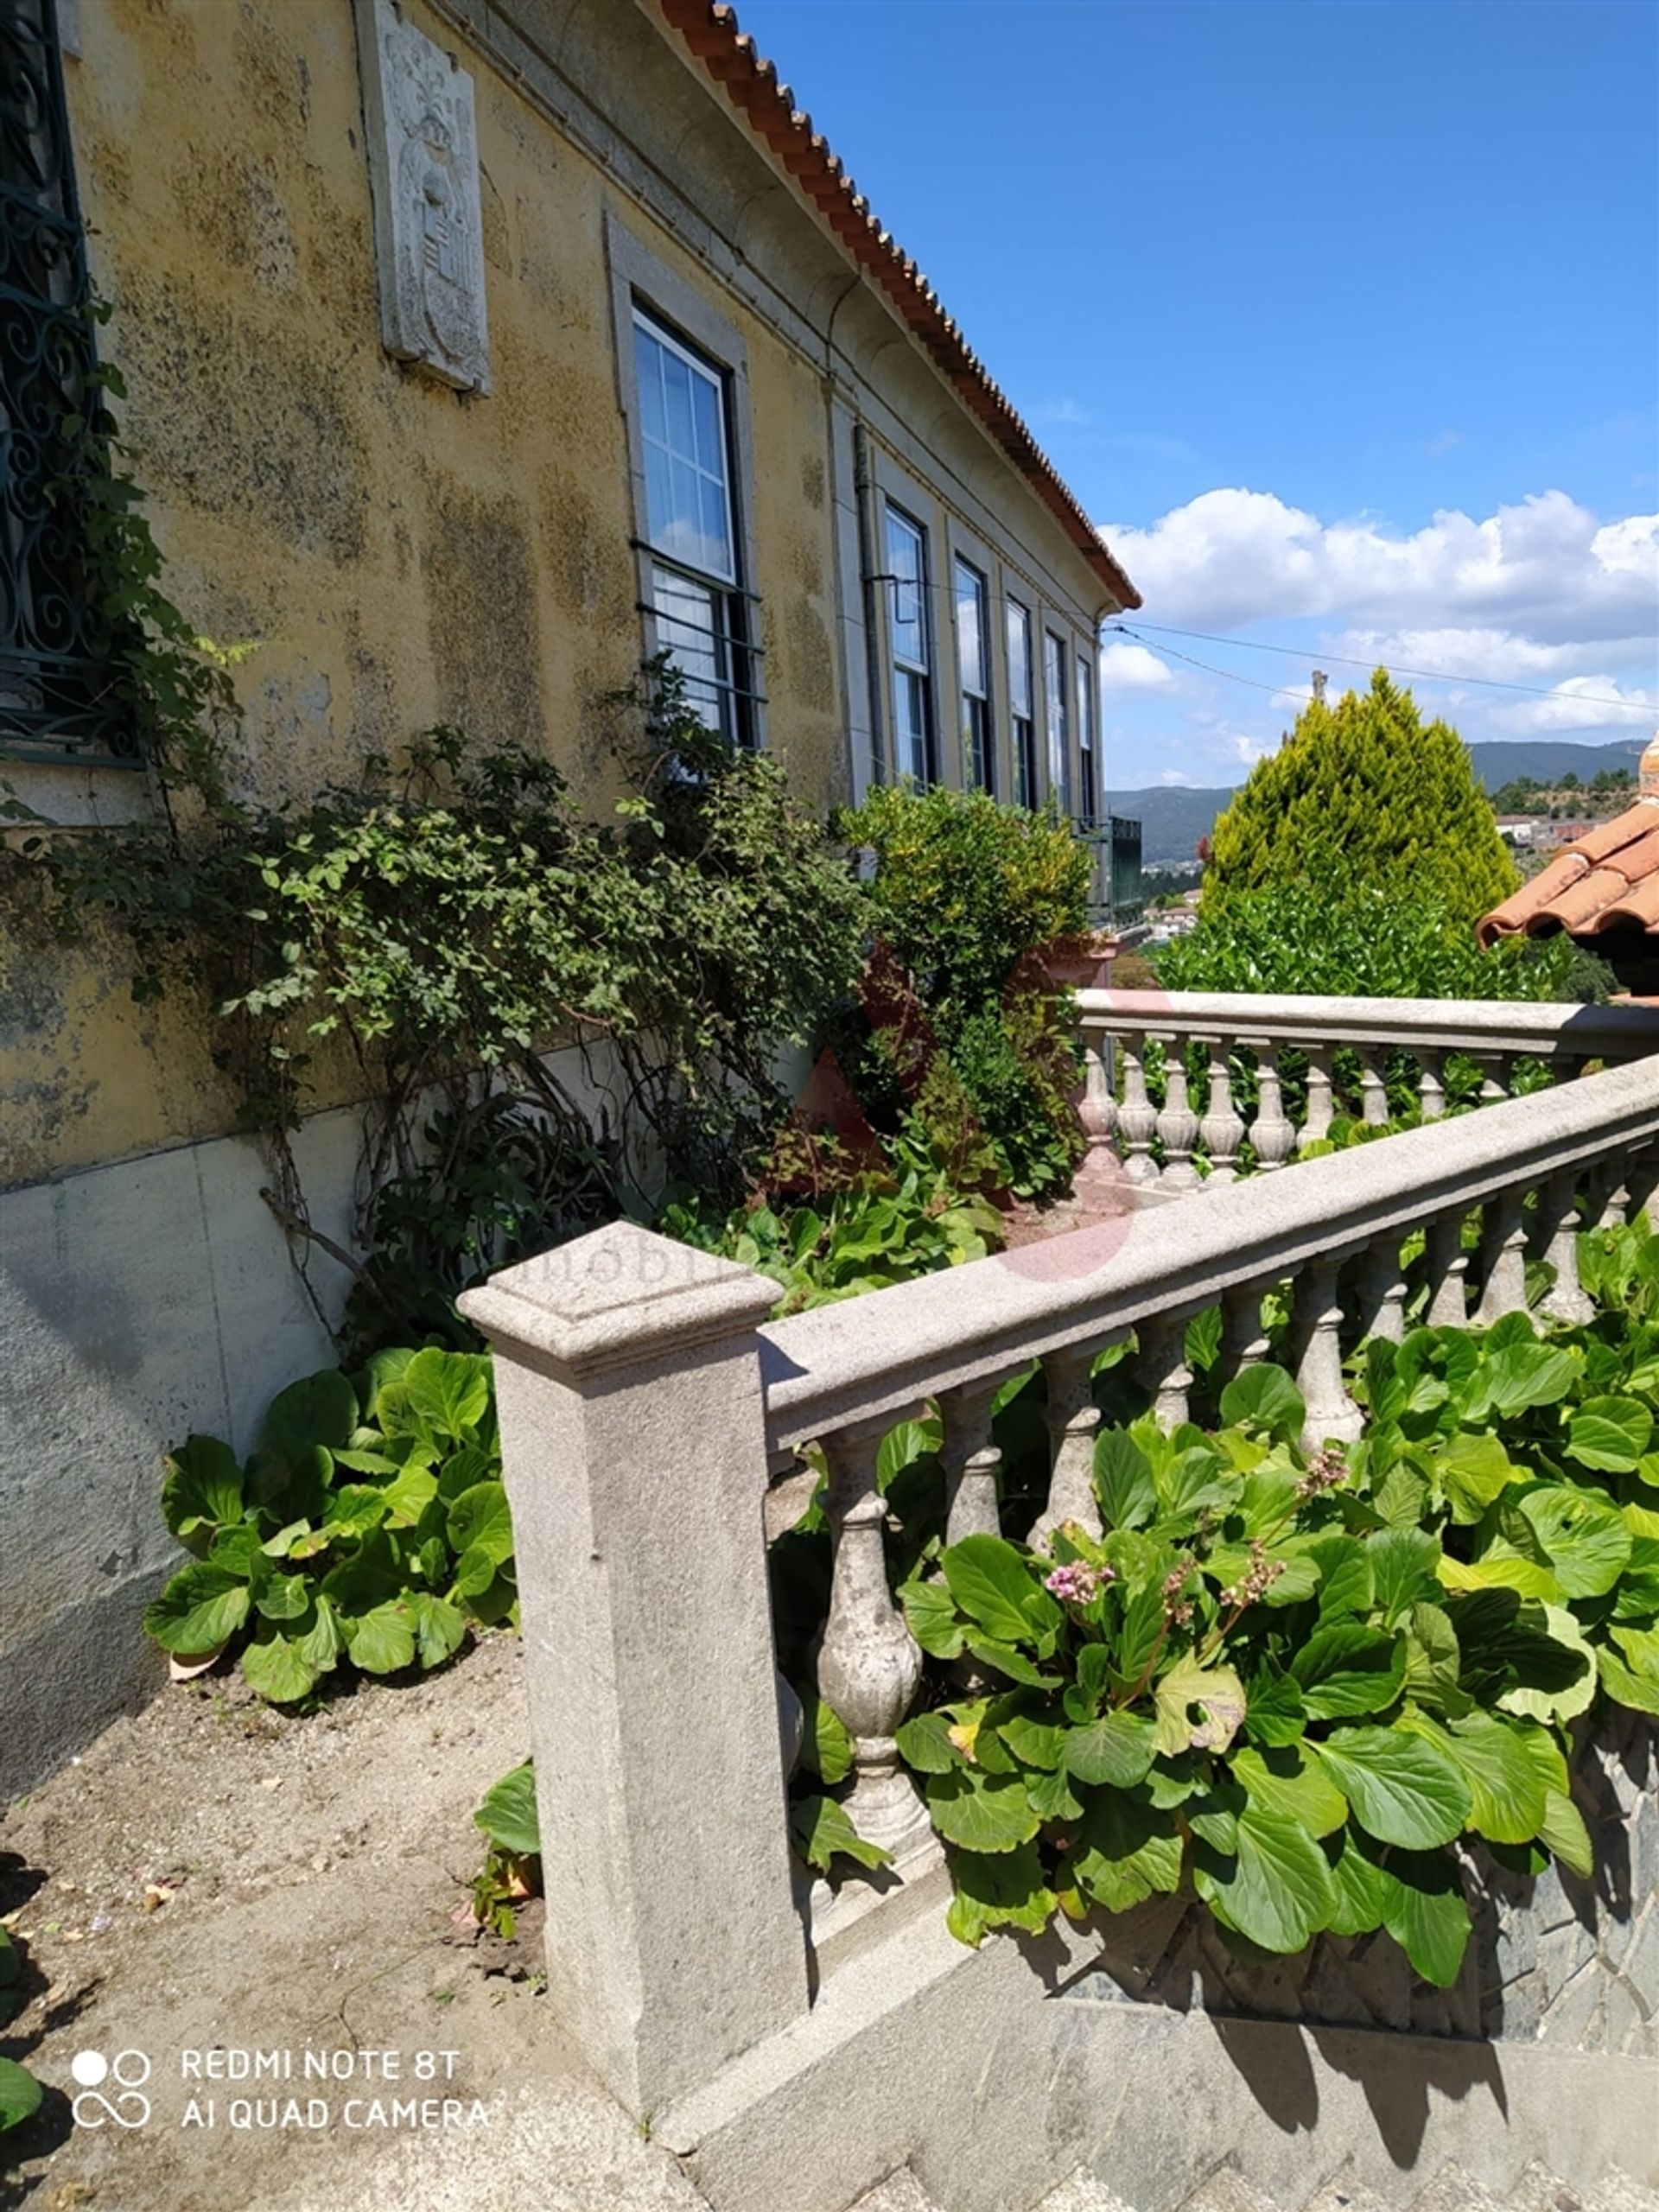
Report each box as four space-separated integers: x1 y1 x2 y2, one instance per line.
144 1347 512 1704
837 782 1090 1026
1157 878 1612 1003
0 1928 41 2138
797 1222 1659 1971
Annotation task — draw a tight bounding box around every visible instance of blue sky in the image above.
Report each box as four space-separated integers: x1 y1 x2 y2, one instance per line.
738 0 1659 791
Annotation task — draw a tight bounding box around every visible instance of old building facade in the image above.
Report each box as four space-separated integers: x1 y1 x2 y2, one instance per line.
0 0 1135 1782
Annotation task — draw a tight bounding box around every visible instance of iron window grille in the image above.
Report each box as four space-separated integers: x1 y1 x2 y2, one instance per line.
0 0 133 765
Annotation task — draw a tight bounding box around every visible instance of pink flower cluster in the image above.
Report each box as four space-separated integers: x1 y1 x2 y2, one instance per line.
1045 1561 1114 1604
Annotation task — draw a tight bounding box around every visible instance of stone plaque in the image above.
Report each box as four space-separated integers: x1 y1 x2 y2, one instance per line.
353 0 491 394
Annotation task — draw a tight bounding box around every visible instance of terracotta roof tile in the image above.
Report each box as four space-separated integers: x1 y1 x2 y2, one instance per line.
653 0 1140 611
1478 797 1659 946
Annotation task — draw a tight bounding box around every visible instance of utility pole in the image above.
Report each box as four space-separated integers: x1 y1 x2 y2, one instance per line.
1311 669 1328 705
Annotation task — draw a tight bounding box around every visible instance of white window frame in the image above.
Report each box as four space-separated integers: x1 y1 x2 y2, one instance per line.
607 215 763 747
1005 592 1037 810
1044 628 1071 814
1076 645 1098 829
951 551 993 794
885 498 935 784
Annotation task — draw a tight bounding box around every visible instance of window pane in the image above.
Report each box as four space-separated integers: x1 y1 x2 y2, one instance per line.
893 666 930 781
1006 601 1032 715
632 312 737 585
652 563 725 734
954 557 986 696
886 506 928 671
1046 633 1071 810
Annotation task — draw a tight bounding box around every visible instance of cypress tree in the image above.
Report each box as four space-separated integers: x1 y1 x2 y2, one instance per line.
1206 670 1518 925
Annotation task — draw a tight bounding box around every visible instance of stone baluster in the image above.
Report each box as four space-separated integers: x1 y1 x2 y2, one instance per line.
456 1222 809 2116
1417 1049 1447 1120
1198 1039 1246 1185
1624 1144 1659 1230
1358 1051 1390 1128
1075 1021 1118 1188
1475 1185 1529 1325
1219 1281 1272 1385
1031 1344 1103 1544
1535 1166 1595 1325
1248 1042 1295 1173
817 1425 938 1874
1300 1044 1336 1152
1590 1160 1630 1230
1116 1032 1160 1186
1354 1235 1408 1344
938 1379 1003 1546
1477 1055 1511 1106
1423 1211 1471 1327
1290 1253 1364 1451
1136 1312 1193 1430
1155 1037 1202 1191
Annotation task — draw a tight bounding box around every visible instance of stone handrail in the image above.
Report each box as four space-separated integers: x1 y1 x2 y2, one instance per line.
1071 988 1659 1186
457 1052 1659 2123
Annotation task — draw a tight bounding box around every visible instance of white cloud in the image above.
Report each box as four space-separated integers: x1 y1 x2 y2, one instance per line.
1102 489 1659 646
1098 640 1175 690
1488 674 1657 736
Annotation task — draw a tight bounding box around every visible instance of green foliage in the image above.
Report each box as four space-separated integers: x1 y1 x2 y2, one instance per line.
144 1348 512 1703
0 1928 41 2136
1206 672 1520 927
837 782 1090 1023
1157 877 1613 1005
470 1760 543 1938
834 781 1091 1197
886 1233 1659 1975
660 1140 1005 1315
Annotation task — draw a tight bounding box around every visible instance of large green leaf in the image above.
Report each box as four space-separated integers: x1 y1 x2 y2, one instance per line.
1369 1528 1442 1624
997 1715 1066 1770
1310 1726 1471 1849
1062 1792 1183 1912
1449 1588 1593 1702
1194 1802 1338 1955
1153 1654 1247 1756
1233 1744 1348 1837
1064 1710 1156 1788
1566 1395 1653 1474
446 1481 516 1568
899 1576 965 1659
1219 1364 1306 1446
263 1368 358 1466
1517 1485 1632 1600
1408 1712 1548 1845
239 1624 321 1703
1402 1601 1468 1716
1311 1535 1374 1623
925 1765 1041 1853
895 1709 966 1777
1378 1846 1471 1986
944 1841 1056 1946
475 1761 541 1856
162 1435 245 1552
402 1348 492 1442
0 2056 42 2132
409 1591 469 1669
1537 1789 1593 1878
1600 1624 1659 1714
1434 1433 1519 1524
941 1535 1061 1647
791 1794 891 1873
1094 1430 1156 1531
1289 1624 1406 1720
1478 1341 1580 1421
345 1599 416 1675
143 1562 252 1656
1498 1605 1599 1724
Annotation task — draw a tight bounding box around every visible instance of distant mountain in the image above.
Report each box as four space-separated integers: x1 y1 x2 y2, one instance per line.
1109 737 1649 866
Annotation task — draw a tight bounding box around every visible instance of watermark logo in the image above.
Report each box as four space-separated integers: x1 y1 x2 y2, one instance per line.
71 2048 152 2129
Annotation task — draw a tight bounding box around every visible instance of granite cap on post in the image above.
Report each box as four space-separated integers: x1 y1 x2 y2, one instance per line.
457 1219 779 1381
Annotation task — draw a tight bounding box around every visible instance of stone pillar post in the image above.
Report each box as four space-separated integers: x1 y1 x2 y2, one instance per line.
458 1223 808 2118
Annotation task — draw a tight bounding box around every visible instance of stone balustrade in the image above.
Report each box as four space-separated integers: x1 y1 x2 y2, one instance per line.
458 1052 1659 2122
1071 989 1659 1188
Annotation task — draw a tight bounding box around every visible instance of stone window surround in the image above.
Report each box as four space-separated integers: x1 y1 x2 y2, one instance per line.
604 212 766 751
